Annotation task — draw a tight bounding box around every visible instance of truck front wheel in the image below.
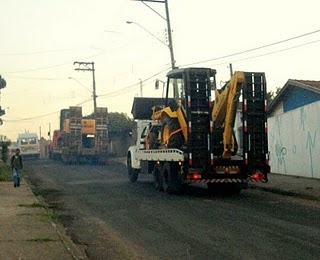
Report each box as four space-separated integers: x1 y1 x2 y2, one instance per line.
127 154 140 183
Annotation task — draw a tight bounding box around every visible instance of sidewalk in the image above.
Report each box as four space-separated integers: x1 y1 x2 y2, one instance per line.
0 181 87 260
250 173 320 201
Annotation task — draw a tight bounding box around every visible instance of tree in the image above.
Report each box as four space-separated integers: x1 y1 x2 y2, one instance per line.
83 111 134 138
267 87 281 104
108 112 134 139
0 140 11 163
0 75 6 89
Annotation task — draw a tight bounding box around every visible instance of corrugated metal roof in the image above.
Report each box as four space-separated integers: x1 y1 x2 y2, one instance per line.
288 79 320 93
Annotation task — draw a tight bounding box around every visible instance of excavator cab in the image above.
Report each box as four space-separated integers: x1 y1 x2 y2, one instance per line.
160 68 216 166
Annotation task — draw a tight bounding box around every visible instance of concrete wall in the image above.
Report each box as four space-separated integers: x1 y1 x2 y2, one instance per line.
268 101 320 179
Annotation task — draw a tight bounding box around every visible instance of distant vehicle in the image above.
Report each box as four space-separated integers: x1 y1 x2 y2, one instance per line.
16 133 40 159
49 106 109 164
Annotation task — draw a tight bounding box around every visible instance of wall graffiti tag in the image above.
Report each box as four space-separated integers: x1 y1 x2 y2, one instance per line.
306 130 317 178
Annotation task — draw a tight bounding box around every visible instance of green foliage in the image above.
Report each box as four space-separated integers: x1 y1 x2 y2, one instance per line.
80 111 134 138
0 161 12 181
0 141 11 163
267 87 282 104
108 112 134 138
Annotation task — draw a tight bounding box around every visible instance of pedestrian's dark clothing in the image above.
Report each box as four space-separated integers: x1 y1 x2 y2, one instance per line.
11 154 23 170
11 152 23 188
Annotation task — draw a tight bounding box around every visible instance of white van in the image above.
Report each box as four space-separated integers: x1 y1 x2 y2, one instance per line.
16 133 40 159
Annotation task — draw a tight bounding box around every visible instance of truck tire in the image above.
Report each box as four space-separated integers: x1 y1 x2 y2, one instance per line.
153 164 163 191
162 162 185 194
127 154 140 183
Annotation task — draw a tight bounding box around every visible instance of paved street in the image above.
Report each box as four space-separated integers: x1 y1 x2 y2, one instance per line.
19 159 320 259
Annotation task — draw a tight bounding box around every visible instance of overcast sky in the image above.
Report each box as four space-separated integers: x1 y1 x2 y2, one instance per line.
1 0 319 140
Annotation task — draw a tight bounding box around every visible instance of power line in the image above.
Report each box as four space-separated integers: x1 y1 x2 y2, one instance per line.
5 29 320 121
98 66 170 98
210 38 320 68
3 52 105 74
180 29 320 67
0 48 75 56
4 111 59 122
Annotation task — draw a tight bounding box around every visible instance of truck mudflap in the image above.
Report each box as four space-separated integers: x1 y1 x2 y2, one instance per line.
184 176 268 184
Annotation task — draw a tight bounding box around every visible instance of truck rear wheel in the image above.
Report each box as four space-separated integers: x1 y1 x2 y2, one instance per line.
127 154 139 183
153 165 163 191
162 162 185 194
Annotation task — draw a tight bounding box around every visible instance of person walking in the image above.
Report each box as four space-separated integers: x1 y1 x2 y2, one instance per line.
10 148 23 188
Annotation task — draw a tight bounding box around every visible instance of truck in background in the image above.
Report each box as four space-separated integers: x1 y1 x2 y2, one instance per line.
16 132 40 159
49 106 108 164
127 68 270 194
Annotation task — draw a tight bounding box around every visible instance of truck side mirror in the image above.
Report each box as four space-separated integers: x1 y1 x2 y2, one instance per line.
211 80 216 90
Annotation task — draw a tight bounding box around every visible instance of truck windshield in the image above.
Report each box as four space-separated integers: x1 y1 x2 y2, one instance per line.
167 78 184 100
19 138 37 145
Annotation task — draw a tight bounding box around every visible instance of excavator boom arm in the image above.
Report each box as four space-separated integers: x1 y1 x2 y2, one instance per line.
212 71 245 159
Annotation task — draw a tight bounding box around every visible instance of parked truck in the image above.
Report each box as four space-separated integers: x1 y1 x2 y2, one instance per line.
127 67 270 194
49 106 108 164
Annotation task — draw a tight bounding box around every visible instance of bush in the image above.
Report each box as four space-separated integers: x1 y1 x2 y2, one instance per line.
0 161 12 182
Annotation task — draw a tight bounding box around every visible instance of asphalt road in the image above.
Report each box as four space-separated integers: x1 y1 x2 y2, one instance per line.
24 159 320 260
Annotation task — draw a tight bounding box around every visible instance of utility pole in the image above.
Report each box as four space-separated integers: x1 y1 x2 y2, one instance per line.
139 78 143 97
164 0 175 69
131 0 176 69
229 63 233 77
73 61 97 114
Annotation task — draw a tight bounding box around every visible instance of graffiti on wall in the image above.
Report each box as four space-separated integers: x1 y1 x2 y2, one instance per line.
306 130 317 178
272 116 287 173
269 102 320 179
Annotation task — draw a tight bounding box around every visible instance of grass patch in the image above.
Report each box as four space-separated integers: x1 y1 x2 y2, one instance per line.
31 187 51 196
40 212 59 222
17 203 59 222
0 161 12 182
26 238 57 242
18 202 47 208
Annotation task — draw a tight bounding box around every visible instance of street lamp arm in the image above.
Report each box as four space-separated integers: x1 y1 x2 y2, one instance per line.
140 1 166 21
126 21 168 48
130 0 176 69
68 77 92 93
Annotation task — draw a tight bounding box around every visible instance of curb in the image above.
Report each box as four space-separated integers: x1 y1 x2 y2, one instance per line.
24 179 88 260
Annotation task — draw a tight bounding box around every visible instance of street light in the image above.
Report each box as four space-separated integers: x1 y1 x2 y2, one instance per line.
68 77 92 93
68 77 98 113
126 21 168 47
128 0 176 69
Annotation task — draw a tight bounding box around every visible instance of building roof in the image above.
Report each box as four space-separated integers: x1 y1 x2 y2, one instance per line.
267 79 320 114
